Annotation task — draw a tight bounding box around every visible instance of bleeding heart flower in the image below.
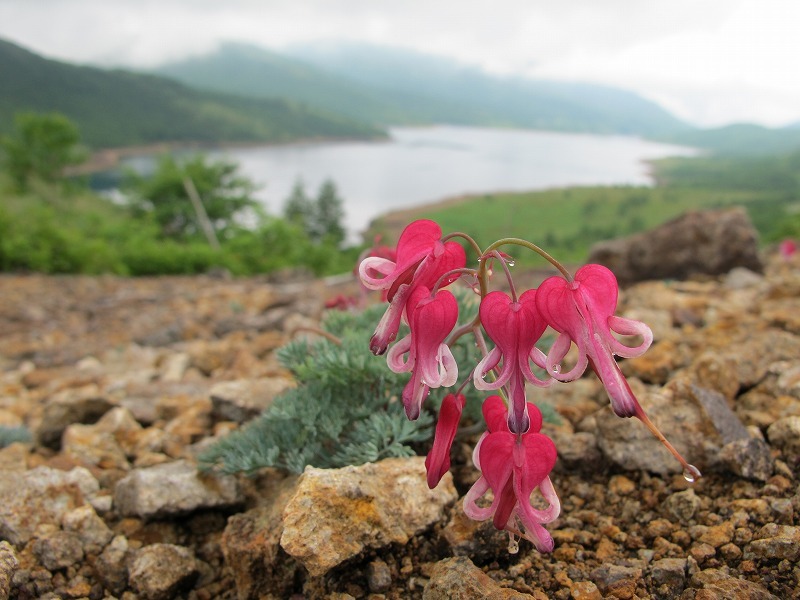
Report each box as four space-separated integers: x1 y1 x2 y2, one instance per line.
358 220 466 355
473 289 552 434
535 264 652 418
387 286 459 420
464 396 560 552
425 393 466 489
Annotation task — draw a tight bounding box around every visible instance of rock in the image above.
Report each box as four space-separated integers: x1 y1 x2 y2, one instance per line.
36 393 113 449
160 352 191 382
441 499 509 561
587 564 642 598
650 557 686 599
209 377 294 423
662 488 701 524
423 556 535 599
596 381 749 475
367 559 393 593
587 207 763 285
569 581 602 600
61 505 114 555
94 535 131 595
718 437 773 481
552 431 603 473
766 416 800 459
0 466 99 545
689 568 779 599
128 543 199 600
280 457 458 577
31 529 84 570
114 459 242 519
220 476 300 600
745 524 800 561
62 423 130 472
0 541 19 600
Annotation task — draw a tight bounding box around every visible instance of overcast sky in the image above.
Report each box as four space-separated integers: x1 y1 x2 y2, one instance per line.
2 0 798 128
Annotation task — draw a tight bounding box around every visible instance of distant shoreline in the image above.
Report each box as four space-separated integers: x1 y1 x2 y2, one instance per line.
69 133 390 176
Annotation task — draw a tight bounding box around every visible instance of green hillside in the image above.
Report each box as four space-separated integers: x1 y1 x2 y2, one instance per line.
0 39 384 149
659 122 800 156
155 41 692 137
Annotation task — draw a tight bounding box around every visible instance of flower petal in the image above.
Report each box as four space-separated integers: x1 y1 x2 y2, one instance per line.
425 393 465 488
606 315 653 358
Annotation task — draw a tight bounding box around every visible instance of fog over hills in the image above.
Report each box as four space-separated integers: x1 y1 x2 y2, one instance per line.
154 41 693 138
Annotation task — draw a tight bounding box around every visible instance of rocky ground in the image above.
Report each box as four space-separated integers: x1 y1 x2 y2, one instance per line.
0 254 798 599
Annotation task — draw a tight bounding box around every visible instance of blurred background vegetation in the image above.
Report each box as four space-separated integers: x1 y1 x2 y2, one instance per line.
0 112 360 276
2 109 799 277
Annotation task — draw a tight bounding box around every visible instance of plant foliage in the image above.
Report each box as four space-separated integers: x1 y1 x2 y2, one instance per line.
198 303 433 474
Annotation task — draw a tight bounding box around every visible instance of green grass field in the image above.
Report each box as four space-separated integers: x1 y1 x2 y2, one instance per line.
368 184 788 269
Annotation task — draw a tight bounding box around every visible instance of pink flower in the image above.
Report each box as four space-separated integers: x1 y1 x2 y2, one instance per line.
535 264 652 418
425 393 466 489
780 239 797 260
464 396 560 552
358 220 466 355
387 286 459 420
473 289 552 434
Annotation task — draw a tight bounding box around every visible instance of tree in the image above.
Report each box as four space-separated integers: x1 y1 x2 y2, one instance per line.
0 112 86 190
123 154 259 241
311 179 346 246
283 178 347 246
283 179 313 230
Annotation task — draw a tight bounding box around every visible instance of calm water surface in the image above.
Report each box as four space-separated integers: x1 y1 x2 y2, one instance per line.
125 125 699 237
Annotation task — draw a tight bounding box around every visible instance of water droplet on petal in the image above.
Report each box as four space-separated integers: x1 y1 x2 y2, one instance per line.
551 364 560 374
507 260 515 267
507 534 519 554
683 464 701 483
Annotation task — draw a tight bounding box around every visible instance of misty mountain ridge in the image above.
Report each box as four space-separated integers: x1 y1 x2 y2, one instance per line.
155 40 692 138
0 38 383 149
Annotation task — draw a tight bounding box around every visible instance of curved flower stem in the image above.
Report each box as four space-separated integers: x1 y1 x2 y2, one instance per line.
634 407 702 482
485 250 518 302
443 231 483 258
484 238 573 281
431 267 479 296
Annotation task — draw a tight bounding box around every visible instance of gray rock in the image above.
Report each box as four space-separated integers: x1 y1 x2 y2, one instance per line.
0 466 99 545
423 556 534 599
767 416 800 459
32 530 84 570
745 524 800 561
587 207 763 284
588 563 643 596
367 559 392 593
690 568 779 600
650 557 686 599
61 505 114 555
663 488 701 524
280 457 458 577
552 430 603 473
596 381 749 475
209 377 294 423
114 459 242 519
94 535 130 595
718 437 773 481
128 543 198 600
36 394 112 449
0 542 18 600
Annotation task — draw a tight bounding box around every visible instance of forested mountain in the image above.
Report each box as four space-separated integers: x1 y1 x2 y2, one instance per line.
155 41 693 137
0 39 384 148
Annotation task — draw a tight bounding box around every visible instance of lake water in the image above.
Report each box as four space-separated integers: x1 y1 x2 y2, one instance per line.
119 125 699 238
